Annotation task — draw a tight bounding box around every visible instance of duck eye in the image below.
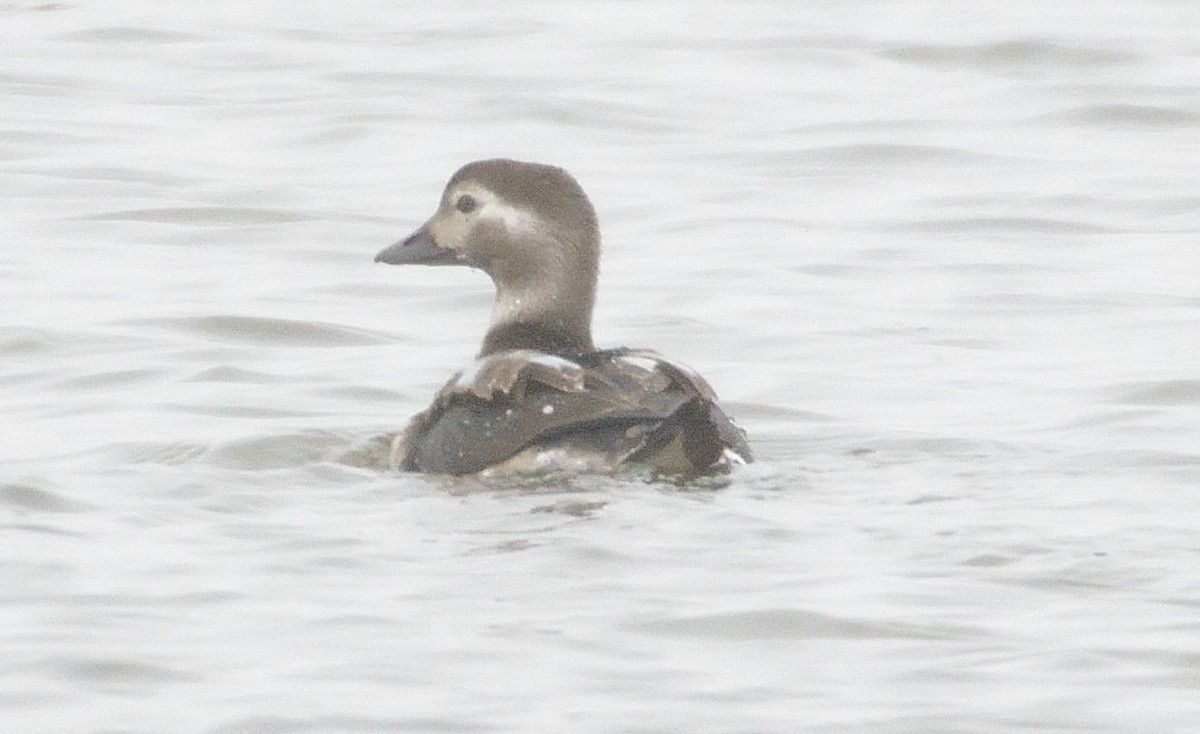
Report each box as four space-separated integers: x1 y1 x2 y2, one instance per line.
455 194 477 214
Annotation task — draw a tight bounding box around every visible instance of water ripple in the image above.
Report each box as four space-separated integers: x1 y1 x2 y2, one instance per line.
627 608 974 641
0 481 88 513
888 216 1118 234
123 315 393 347
56 26 205 43
1038 103 1200 129
205 430 354 470
45 656 200 685
1110 380 1200 406
81 206 315 225
880 39 1140 71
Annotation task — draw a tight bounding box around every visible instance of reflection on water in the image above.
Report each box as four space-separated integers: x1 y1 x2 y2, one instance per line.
3 1 1199 732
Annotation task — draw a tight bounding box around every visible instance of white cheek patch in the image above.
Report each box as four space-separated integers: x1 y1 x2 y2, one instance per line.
450 184 541 237
482 200 539 236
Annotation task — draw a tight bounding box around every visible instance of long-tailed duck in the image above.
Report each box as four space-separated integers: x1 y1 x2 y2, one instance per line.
375 159 751 477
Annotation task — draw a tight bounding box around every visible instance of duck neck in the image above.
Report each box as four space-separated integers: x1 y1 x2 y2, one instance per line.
480 262 596 357
480 320 593 357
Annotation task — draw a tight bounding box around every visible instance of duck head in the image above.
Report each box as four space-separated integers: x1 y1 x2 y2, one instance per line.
375 159 601 357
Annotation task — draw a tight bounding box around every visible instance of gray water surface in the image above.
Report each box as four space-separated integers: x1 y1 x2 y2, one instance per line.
3 2 1200 732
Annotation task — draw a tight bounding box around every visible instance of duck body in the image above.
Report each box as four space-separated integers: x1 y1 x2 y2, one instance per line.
375 159 752 478
395 348 751 476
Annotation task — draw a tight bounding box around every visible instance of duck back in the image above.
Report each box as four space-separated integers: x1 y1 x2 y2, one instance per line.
393 349 751 477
